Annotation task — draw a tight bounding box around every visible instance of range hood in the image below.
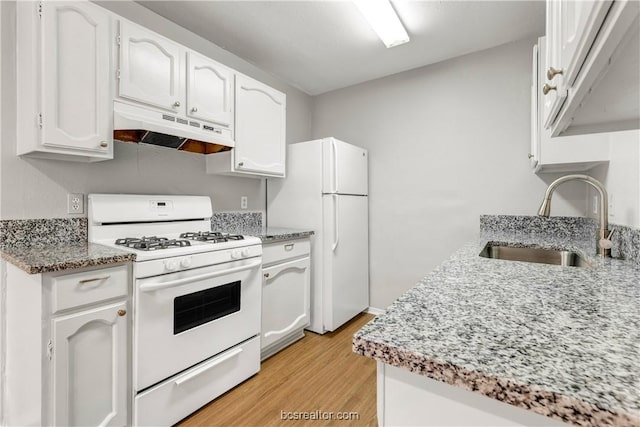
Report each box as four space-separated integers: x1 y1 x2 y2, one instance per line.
113 101 233 155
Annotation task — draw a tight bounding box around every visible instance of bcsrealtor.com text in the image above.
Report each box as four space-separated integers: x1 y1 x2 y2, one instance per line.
280 410 360 421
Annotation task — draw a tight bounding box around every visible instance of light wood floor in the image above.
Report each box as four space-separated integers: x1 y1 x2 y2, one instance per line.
178 313 377 427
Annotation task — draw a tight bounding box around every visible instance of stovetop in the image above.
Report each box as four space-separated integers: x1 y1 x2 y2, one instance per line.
99 231 260 262
114 232 245 251
180 231 245 243
115 236 192 251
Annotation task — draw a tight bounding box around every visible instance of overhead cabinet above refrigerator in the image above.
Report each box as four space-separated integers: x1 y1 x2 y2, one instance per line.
267 138 369 334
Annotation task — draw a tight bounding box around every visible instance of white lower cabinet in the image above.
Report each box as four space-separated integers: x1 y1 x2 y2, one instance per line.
52 301 128 426
2 263 130 427
261 239 310 360
377 363 568 426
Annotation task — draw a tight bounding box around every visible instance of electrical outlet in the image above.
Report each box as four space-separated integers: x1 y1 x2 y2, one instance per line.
241 196 248 210
67 193 84 214
609 194 615 218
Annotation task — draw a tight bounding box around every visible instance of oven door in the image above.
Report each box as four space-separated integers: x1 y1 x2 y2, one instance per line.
134 256 261 391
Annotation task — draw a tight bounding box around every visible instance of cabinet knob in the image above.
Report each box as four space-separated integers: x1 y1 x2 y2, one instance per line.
191 107 198 113
542 83 557 95
99 141 108 148
237 162 244 167
546 67 564 80
173 101 181 108
528 153 535 159
264 273 270 278
117 309 127 317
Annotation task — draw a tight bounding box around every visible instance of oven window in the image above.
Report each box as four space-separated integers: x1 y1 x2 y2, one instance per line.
174 281 241 334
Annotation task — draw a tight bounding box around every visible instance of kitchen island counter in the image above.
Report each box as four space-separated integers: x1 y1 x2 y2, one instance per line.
354 216 640 427
1 242 135 274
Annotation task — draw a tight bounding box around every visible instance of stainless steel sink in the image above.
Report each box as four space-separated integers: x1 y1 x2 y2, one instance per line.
479 243 591 268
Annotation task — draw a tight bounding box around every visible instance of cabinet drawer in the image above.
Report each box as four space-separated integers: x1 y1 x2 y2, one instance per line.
134 336 260 426
50 265 128 313
262 239 310 266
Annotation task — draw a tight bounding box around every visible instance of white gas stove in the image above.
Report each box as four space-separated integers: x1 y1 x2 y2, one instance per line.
88 194 262 426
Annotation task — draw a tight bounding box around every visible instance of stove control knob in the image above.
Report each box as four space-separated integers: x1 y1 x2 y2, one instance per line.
180 257 192 268
165 259 178 271
230 251 240 260
241 248 250 257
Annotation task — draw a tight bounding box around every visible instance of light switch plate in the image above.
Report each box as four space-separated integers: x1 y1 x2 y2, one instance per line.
67 193 84 214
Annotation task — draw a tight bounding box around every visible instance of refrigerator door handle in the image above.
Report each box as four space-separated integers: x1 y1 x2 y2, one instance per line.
332 139 338 193
332 194 339 251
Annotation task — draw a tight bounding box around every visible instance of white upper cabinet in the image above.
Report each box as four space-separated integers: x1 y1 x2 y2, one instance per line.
531 38 610 174
235 75 286 176
115 20 235 144
558 0 612 87
207 74 287 178
542 0 566 128
206 74 286 177
17 1 113 161
187 52 234 128
118 21 184 112
543 0 611 128
543 0 640 136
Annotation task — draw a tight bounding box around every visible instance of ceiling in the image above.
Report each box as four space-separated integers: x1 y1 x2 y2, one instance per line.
138 1 545 95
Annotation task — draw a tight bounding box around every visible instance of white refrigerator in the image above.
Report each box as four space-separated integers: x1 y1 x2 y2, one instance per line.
267 137 369 334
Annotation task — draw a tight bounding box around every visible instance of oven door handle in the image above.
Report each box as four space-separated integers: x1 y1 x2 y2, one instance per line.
174 347 244 386
139 259 262 292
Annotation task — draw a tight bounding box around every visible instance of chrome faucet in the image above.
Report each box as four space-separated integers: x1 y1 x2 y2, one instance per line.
537 174 611 257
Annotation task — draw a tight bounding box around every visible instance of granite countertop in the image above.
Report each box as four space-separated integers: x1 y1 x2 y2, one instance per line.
354 223 640 426
227 226 314 243
1 243 136 274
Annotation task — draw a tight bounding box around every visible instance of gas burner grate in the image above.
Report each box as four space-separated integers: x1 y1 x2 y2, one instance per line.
180 231 245 243
115 236 191 251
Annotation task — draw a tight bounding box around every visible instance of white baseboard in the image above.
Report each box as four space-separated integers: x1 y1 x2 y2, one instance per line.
366 307 386 316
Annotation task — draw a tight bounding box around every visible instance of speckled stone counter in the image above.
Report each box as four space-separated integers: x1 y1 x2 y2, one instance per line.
211 211 313 242
1 243 135 274
354 216 640 427
241 227 314 243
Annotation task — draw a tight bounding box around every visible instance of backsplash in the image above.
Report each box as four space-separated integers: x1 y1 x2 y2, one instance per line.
480 215 640 266
614 224 640 266
0 218 87 249
211 212 263 234
0 214 265 250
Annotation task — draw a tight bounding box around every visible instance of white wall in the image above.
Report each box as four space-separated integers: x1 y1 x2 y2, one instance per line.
312 38 591 309
0 1 313 219
589 130 640 228
0 1 6 421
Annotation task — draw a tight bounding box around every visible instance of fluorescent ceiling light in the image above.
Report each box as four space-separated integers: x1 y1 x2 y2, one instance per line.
354 0 410 48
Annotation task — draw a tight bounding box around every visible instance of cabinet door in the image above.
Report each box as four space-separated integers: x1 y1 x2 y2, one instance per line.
530 43 539 169
543 0 612 128
542 0 567 128
118 21 184 112
559 0 612 86
52 301 128 426
262 257 310 350
235 75 286 176
187 51 234 128
41 1 111 153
